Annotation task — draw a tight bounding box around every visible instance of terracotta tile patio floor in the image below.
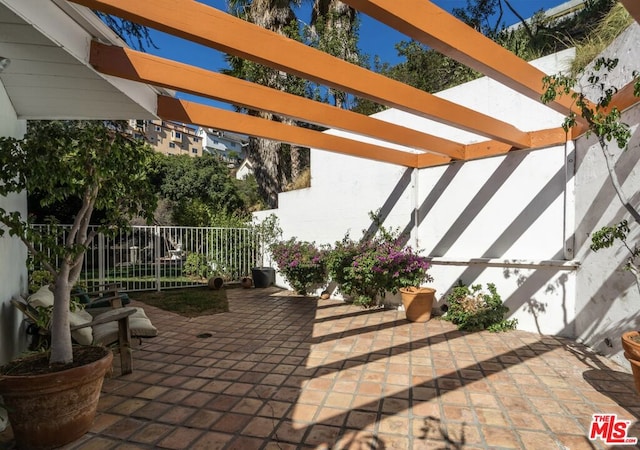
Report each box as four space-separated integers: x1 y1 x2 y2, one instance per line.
2 286 639 449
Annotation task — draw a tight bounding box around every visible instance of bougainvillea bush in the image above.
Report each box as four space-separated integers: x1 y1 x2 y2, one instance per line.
326 229 432 308
270 238 328 295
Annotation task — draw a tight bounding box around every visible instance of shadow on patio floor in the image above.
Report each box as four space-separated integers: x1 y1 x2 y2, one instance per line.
1 286 638 449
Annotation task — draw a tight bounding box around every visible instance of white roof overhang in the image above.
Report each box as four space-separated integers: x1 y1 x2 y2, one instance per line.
0 0 165 120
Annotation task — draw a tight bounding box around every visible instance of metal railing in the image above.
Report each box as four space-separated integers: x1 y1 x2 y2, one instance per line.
31 225 260 291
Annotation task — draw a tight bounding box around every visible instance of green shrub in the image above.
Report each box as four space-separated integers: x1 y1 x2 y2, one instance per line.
325 231 431 308
29 270 54 294
444 283 517 332
184 253 211 279
270 238 327 295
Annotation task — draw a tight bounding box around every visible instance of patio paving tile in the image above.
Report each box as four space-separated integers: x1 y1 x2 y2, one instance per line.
101 417 147 440
2 286 640 449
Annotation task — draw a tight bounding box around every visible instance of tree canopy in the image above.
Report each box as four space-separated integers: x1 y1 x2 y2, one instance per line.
146 153 259 226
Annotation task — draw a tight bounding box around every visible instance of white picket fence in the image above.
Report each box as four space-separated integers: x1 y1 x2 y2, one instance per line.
31 225 261 291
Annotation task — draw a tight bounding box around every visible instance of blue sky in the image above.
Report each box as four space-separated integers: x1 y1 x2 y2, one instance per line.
146 0 571 108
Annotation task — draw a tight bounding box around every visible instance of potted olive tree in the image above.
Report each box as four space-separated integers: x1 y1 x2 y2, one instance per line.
543 58 640 392
251 214 282 288
0 120 157 448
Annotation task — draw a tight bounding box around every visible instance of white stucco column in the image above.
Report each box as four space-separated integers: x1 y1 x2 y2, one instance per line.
0 80 28 367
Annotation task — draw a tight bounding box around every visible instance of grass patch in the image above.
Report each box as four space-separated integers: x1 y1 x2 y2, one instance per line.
131 286 228 317
571 3 633 74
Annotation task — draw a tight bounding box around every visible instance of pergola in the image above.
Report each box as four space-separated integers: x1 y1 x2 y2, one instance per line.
25 0 640 167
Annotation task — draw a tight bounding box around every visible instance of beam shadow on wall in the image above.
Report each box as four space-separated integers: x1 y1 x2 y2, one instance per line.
363 166 413 239
425 158 567 297
573 126 640 252
397 162 463 245
426 151 530 257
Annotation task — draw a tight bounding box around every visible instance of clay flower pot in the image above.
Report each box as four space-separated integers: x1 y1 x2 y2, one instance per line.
0 346 113 449
241 277 253 289
400 287 436 322
622 330 640 393
208 277 224 290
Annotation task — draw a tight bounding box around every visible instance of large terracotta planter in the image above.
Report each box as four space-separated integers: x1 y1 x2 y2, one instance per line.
400 287 436 322
0 346 113 449
622 331 640 393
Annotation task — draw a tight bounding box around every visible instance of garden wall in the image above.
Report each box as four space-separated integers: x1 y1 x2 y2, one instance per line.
256 49 579 337
0 82 27 378
573 23 640 368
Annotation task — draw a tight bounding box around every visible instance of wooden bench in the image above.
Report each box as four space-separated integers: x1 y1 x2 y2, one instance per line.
73 283 131 310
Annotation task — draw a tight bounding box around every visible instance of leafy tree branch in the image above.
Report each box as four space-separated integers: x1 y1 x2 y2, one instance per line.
542 57 640 276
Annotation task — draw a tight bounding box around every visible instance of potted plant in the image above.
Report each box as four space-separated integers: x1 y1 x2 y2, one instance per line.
251 214 282 288
622 331 640 392
0 120 157 448
542 58 640 392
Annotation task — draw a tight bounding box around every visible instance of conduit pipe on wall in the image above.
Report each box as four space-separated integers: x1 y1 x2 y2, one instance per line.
413 167 420 249
429 257 580 270
564 139 577 261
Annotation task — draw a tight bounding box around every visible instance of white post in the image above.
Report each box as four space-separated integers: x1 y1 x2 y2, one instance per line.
155 226 161 291
564 140 576 260
98 231 105 286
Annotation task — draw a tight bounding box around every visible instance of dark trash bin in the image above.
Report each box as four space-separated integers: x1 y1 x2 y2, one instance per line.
252 267 275 288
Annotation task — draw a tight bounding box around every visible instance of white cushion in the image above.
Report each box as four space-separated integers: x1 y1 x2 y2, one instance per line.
92 307 158 345
28 285 94 344
27 285 54 308
69 309 93 345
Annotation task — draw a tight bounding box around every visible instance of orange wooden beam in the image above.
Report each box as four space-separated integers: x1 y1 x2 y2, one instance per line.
461 127 569 163
562 79 640 141
341 0 589 121
71 0 533 149
416 152 451 168
157 96 455 168
620 0 640 24
528 127 570 149
90 42 466 159
463 141 512 161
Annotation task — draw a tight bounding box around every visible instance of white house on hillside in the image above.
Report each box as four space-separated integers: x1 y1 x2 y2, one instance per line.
196 127 248 164
235 158 254 180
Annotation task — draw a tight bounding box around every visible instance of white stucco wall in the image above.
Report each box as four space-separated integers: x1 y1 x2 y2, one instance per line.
256 49 580 337
414 143 577 336
573 23 640 368
0 80 28 366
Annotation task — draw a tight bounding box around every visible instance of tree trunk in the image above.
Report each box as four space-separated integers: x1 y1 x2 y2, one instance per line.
50 270 73 365
248 130 281 208
600 137 640 225
289 145 305 182
311 0 357 108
